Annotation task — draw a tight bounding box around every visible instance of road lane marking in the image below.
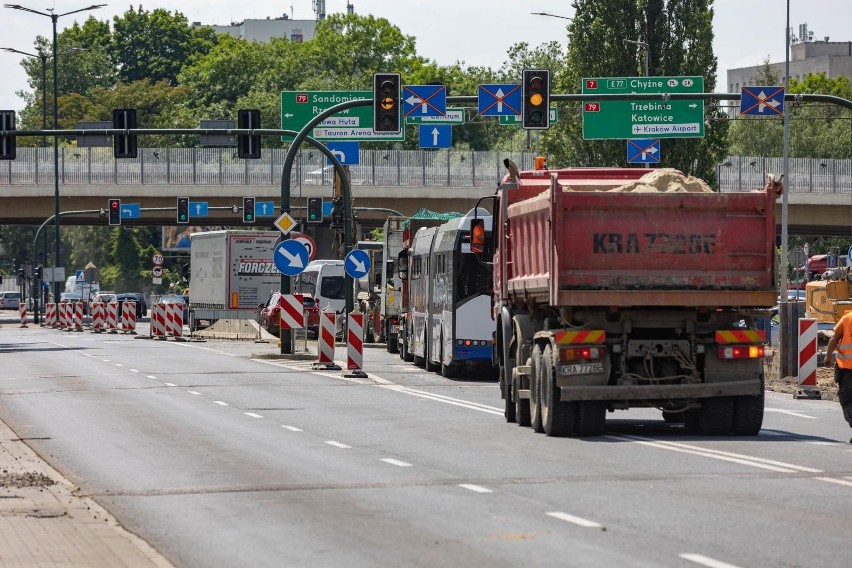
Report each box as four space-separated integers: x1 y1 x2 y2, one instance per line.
814 477 852 488
281 425 303 432
459 484 492 493
188 391 201 395
129 369 139 373
213 401 228 406
102 359 110 362
807 441 839 446
680 553 743 568
147 375 157 379
765 408 817 419
546 511 604 529
379 385 503 415
608 435 822 474
114 363 124 367
164 383 177 387
244 412 263 418
381 458 412 467
325 441 351 449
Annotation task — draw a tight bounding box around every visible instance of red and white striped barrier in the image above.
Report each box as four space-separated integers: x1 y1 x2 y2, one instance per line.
166 302 184 338
313 308 340 370
121 301 137 333
796 318 821 399
344 311 368 378
279 294 304 330
151 303 166 338
44 302 56 328
19 306 27 328
91 302 105 332
58 302 68 330
71 302 83 332
105 302 119 333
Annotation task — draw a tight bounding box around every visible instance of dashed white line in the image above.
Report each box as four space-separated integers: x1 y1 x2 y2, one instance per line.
164 383 177 387
188 391 202 396
546 511 604 529
807 441 839 446
244 412 264 418
458 484 492 494
114 363 124 367
680 553 743 568
102 359 110 362
814 477 852 488
281 425 303 432
325 441 351 449
380 458 412 468
213 401 228 406
147 375 157 379
765 408 817 419
129 368 139 373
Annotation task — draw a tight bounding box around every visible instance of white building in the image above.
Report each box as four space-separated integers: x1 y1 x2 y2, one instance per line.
193 15 317 43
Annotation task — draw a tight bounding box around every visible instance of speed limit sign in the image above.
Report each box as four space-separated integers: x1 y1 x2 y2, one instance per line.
290 233 317 261
152 253 164 266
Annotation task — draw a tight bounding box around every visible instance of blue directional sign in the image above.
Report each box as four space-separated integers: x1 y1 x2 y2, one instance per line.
255 201 276 217
323 201 334 218
274 240 309 276
326 141 360 165
402 84 447 118
345 249 371 279
120 203 140 219
627 139 661 164
189 201 208 217
478 84 522 116
419 124 452 149
740 86 784 116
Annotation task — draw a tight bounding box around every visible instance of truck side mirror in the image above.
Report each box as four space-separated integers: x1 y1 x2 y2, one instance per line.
386 260 394 278
397 250 409 281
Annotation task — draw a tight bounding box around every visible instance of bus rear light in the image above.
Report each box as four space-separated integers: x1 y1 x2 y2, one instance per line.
457 339 487 347
718 345 764 359
559 346 602 362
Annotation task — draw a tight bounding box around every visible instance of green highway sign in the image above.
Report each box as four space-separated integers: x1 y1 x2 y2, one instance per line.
581 76 704 140
281 90 405 141
499 107 558 126
405 107 465 125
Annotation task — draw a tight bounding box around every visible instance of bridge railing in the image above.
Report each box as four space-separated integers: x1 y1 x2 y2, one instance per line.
0 147 537 188
718 156 852 194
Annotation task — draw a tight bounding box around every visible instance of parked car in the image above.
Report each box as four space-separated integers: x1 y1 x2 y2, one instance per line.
259 292 320 336
0 291 21 310
92 291 116 305
59 292 89 315
116 292 147 318
159 294 189 323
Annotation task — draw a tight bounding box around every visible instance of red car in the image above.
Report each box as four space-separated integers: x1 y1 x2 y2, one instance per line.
259 292 320 336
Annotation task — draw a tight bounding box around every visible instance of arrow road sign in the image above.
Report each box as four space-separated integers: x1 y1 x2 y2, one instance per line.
290 233 317 262
120 203 140 219
274 240 309 276
255 201 276 217
627 139 661 164
345 249 371 279
405 107 465 125
280 90 404 141
419 124 452 149
478 84 522 116
325 141 360 165
402 84 447 118
740 86 784 116
190 201 208 217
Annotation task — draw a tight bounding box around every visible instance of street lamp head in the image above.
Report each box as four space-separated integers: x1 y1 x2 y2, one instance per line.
531 11 573 21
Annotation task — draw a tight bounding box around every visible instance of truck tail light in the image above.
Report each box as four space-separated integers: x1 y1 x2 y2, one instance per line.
559 346 602 361
718 345 764 359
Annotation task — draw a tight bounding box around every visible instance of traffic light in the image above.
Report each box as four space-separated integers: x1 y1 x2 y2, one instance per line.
307 197 323 224
237 109 261 159
243 196 255 223
108 198 121 226
373 73 401 134
176 196 189 224
522 69 550 129
112 108 138 158
0 110 16 160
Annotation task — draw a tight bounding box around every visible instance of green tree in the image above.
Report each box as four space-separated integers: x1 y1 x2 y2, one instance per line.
103 227 142 291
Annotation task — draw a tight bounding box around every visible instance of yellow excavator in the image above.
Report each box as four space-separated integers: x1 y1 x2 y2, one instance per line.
805 269 852 324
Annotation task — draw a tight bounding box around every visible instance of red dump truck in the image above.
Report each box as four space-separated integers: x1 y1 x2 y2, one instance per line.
491 165 780 437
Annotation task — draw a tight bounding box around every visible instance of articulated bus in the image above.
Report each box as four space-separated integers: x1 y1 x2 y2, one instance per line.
401 207 495 378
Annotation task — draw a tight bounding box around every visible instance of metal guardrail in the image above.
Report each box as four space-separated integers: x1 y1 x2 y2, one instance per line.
1 148 849 193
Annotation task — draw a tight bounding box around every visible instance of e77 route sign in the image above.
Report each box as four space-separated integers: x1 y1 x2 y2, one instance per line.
582 76 704 140
281 91 405 141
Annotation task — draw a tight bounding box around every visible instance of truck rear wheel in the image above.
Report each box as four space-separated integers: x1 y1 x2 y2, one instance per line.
514 372 531 427
541 344 575 437
529 349 543 433
501 364 516 423
685 397 734 435
575 401 607 436
732 391 764 435
387 335 398 354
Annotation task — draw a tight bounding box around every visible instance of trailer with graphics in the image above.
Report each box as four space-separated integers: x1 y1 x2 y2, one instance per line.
188 230 281 329
491 165 780 436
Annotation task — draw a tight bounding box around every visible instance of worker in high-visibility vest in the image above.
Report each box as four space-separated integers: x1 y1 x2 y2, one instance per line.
824 310 852 442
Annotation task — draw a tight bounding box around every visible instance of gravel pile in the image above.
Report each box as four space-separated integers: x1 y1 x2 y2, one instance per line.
610 168 714 193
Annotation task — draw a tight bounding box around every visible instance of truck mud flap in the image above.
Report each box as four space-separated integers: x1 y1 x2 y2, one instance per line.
559 380 761 401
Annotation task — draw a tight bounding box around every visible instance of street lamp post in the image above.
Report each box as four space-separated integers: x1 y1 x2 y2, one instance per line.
623 38 650 78
0 47 48 146
4 4 106 302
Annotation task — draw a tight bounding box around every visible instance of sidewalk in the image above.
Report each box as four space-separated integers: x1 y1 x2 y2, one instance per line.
0 417 172 568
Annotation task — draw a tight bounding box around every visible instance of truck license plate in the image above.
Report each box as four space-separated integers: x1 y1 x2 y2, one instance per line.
390 325 399 334
560 362 604 376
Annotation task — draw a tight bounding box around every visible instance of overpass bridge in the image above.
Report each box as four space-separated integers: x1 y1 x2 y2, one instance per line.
0 148 851 235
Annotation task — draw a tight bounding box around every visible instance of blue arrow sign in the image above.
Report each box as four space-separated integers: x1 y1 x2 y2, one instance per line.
325 141 360 165
345 249 371 279
255 201 276 217
627 139 661 164
478 84 522 116
120 203 140 219
274 240 309 276
740 86 784 116
323 201 334 218
190 201 208 217
419 124 452 149
402 84 447 118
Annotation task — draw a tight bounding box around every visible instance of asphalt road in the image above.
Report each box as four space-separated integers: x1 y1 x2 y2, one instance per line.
1 319 851 568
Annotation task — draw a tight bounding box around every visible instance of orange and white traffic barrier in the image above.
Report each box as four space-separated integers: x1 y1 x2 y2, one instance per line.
313 308 340 370
121 301 137 333
19 306 27 328
105 302 119 333
91 302 105 332
44 302 56 328
71 302 83 332
344 311 368 378
796 318 821 399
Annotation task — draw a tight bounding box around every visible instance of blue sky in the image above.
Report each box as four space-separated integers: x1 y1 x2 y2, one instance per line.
2 0 849 112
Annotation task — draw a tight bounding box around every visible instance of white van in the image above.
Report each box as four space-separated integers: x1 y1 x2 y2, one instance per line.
0 291 21 310
295 260 345 313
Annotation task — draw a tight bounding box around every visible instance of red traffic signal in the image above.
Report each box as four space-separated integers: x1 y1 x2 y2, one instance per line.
108 198 121 226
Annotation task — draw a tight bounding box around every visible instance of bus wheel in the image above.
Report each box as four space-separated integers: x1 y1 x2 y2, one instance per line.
441 362 459 379
413 355 425 367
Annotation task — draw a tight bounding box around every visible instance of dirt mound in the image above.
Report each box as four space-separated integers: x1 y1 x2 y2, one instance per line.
610 168 714 193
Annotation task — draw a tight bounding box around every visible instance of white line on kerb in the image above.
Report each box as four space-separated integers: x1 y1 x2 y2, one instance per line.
680 553 743 568
281 425 303 432
546 511 603 529
164 383 177 387
325 441 351 449
458 484 492 494
188 391 201 395
244 412 263 418
381 458 412 468
213 401 228 406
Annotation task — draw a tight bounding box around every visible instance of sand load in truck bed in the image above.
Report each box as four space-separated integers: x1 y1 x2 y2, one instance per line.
608 168 714 193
